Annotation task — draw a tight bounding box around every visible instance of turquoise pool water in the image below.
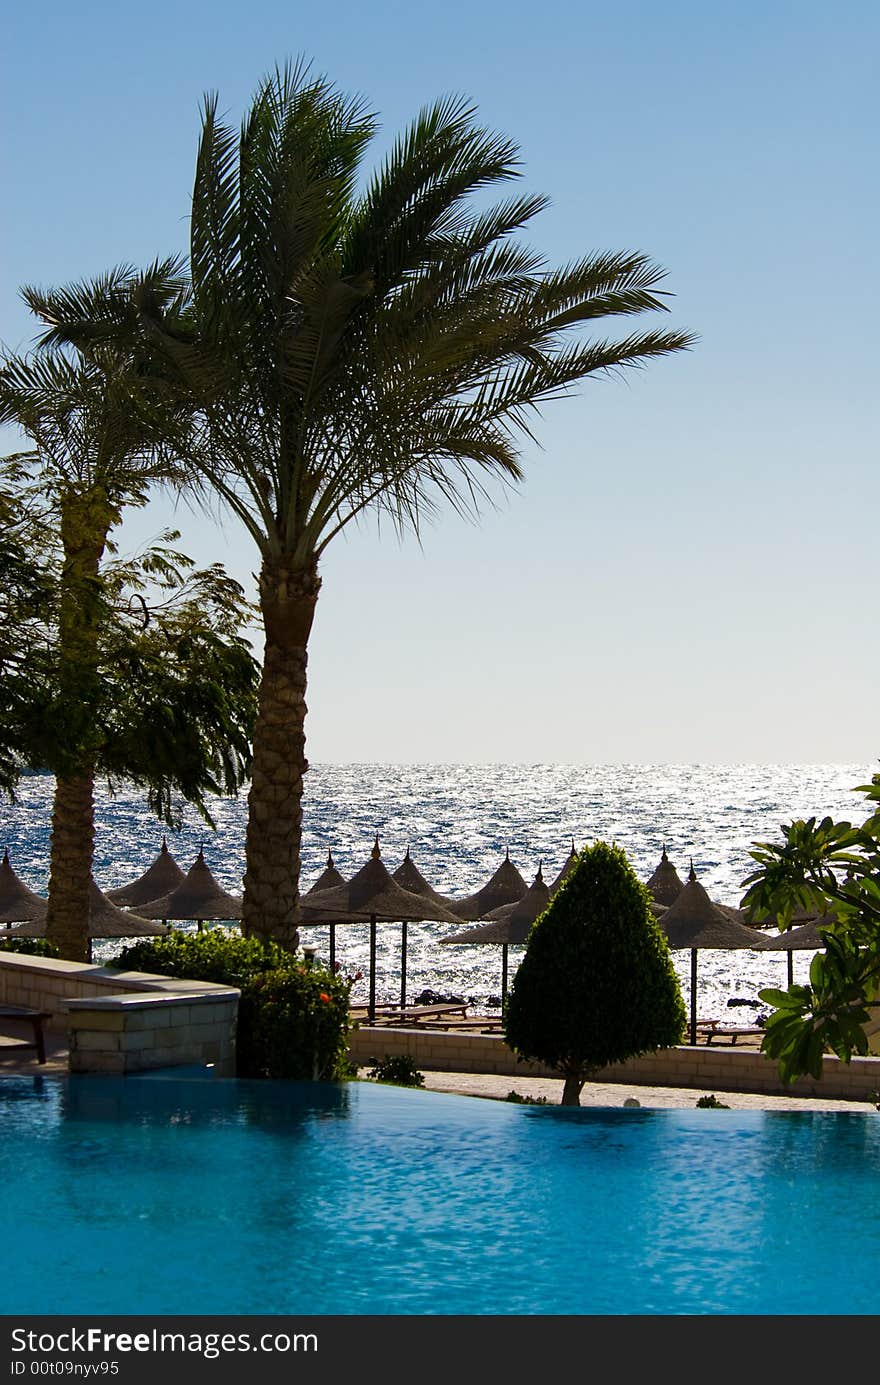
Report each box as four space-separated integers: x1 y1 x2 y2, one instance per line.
3 1074 879 1316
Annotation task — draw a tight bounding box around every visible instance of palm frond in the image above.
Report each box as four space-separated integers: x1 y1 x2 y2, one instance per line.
344 96 523 300
190 96 242 337
27 70 695 563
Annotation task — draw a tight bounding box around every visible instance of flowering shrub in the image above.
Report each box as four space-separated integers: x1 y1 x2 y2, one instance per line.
237 964 353 1080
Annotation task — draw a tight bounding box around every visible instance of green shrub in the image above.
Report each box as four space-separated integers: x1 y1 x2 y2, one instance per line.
367 1055 425 1087
238 966 353 1080
111 930 353 1081
0 937 60 958
111 929 287 985
504 840 687 1106
696 1094 730 1108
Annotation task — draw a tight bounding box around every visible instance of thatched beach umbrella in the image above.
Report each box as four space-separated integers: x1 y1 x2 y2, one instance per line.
0 849 48 925
659 863 760 1044
299 836 461 1019
305 850 346 895
391 847 461 1006
136 849 243 927
105 837 186 907
715 901 752 925
752 917 830 986
10 877 168 960
302 851 347 969
445 848 528 921
644 846 685 906
645 846 745 924
483 864 551 926
441 865 552 1001
392 847 457 908
547 841 579 896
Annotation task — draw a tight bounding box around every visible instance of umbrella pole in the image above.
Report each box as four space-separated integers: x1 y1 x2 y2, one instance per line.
501 944 509 1006
400 921 408 1010
329 923 336 972
690 949 698 1045
787 951 793 988
369 915 377 1024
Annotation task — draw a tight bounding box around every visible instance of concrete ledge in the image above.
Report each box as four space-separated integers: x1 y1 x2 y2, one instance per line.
65 988 239 1011
0 952 239 1077
349 1027 880 1101
0 952 176 1025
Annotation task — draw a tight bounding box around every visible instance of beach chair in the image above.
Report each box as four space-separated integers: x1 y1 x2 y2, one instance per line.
704 1024 763 1046
0 1004 51 1064
360 1001 471 1027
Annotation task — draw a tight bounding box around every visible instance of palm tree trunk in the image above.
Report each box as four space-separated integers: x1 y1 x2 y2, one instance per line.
242 555 321 947
45 771 94 962
44 496 111 962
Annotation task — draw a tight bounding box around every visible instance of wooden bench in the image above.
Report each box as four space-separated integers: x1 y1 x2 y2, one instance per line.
705 1025 763 1046
0 1005 51 1064
410 1016 503 1033
352 1002 471 1027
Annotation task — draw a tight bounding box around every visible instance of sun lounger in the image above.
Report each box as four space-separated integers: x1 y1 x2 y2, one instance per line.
353 1001 471 1027
408 1016 503 1033
704 1025 763 1045
0 1004 50 1064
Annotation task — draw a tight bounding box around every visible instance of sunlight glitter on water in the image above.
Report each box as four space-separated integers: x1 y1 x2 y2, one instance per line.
1 762 871 1017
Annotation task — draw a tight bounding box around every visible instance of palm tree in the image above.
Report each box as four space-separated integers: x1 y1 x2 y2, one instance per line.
35 61 696 948
0 321 257 960
0 340 173 959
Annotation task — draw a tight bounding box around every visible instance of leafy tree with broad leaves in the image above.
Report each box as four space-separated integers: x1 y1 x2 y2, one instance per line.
740 771 880 1082
0 462 58 794
504 840 686 1105
0 334 259 962
31 60 696 948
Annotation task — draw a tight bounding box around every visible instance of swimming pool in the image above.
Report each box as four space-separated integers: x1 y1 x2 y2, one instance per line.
4 1074 879 1315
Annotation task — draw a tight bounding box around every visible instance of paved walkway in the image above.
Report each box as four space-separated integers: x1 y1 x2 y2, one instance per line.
380 1068 880 1112
0 1025 68 1075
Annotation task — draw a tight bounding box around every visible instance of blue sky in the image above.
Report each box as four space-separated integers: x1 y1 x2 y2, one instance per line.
3 1 878 763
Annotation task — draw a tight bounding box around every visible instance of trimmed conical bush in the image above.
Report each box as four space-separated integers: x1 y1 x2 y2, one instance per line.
504 840 686 1104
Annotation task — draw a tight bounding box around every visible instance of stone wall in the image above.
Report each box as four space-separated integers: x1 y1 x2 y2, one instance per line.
349 1026 880 1101
0 952 238 1077
0 950 160 1023
66 991 238 1077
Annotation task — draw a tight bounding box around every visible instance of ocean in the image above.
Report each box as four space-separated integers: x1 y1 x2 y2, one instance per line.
1 762 874 1017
